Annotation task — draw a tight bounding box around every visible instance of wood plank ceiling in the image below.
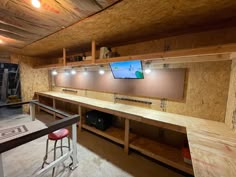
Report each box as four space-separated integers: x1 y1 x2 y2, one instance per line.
0 0 119 48
1 0 236 57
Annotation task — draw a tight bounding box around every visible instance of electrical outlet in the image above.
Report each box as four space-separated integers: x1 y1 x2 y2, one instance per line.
160 99 167 112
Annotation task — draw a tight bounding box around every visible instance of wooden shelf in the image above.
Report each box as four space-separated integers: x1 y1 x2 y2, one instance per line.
33 63 64 69
130 136 193 175
66 60 93 66
82 124 125 145
39 107 54 115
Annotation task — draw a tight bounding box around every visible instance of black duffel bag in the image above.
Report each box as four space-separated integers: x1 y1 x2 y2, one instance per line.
85 110 112 131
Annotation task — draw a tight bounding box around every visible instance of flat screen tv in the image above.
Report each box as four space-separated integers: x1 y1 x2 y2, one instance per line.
109 60 144 79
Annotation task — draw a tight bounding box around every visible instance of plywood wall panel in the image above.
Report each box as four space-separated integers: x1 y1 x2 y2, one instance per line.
111 27 236 57
166 61 231 122
225 59 236 130
10 54 50 112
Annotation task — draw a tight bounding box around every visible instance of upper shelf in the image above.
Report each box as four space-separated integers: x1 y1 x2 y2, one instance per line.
33 41 236 69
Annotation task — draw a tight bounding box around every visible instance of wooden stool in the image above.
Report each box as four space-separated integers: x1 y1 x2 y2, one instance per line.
42 128 70 177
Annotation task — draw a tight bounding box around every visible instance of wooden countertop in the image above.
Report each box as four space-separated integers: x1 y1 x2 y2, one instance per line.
37 91 236 177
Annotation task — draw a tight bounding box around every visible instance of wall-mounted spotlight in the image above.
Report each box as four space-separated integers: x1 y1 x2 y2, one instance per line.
51 70 58 76
70 69 77 75
144 61 152 74
99 65 105 75
32 0 41 8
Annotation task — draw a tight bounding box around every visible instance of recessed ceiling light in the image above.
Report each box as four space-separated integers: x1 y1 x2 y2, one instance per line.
32 0 41 8
0 39 4 44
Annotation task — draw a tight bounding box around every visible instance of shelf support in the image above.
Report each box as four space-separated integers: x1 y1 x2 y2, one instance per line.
92 40 96 64
63 48 66 66
124 118 130 154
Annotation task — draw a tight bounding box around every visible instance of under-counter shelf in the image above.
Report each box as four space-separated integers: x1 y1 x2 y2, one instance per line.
39 107 54 115
130 136 193 175
82 124 126 145
82 122 193 175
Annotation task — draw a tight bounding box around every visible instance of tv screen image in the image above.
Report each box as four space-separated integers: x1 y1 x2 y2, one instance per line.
109 60 144 79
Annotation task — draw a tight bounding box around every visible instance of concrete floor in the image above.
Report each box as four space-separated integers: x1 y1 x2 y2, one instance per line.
0 103 22 121
1 112 190 177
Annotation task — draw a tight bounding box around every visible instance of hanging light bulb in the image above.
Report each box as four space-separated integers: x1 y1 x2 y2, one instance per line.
32 0 41 8
51 70 58 75
0 39 4 44
144 62 152 74
70 69 77 75
99 66 105 75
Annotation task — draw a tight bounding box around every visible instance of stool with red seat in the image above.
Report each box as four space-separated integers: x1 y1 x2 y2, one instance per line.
42 128 71 177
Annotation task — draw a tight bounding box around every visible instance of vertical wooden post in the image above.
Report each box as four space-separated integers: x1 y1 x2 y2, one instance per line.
63 48 66 66
78 105 82 132
48 70 52 91
92 40 96 64
124 118 130 154
0 154 3 177
30 102 36 121
53 98 56 120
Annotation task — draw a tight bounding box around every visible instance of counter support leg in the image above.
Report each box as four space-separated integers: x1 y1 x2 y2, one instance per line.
124 119 130 154
0 154 4 177
30 103 36 121
71 123 78 170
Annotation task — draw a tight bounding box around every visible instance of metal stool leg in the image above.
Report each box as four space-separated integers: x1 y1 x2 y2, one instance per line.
42 139 49 168
60 139 63 156
68 136 71 151
52 140 58 177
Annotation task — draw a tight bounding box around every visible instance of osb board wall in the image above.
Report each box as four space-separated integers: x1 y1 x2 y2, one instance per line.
109 27 236 57
52 58 231 122
225 59 236 130
11 54 49 112
0 53 10 63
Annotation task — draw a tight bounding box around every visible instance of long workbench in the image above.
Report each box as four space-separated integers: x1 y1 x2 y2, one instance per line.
36 91 236 177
